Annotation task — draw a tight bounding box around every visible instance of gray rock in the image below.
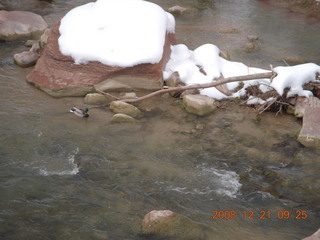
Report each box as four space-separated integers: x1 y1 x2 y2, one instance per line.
111 113 136 123
119 92 138 99
297 106 320 148
110 101 141 118
141 210 206 239
14 50 39 67
84 93 110 105
0 11 48 41
39 28 51 48
291 96 320 118
183 94 216 116
247 35 259 41
302 228 320 240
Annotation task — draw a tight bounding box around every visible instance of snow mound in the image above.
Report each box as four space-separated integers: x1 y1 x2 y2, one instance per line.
164 44 320 101
58 0 175 67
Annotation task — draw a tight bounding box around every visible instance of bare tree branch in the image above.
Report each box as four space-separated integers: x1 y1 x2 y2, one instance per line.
116 71 275 103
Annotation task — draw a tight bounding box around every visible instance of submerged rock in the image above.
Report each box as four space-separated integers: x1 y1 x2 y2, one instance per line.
111 113 136 123
183 94 216 116
0 11 48 41
141 210 206 239
109 101 141 118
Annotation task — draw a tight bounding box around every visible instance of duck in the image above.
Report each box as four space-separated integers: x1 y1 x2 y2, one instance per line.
69 107 89 118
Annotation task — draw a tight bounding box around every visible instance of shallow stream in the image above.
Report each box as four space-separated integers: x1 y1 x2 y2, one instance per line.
1 0 320 239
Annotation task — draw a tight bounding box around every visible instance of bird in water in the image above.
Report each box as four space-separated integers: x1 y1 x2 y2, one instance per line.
69 107 89 118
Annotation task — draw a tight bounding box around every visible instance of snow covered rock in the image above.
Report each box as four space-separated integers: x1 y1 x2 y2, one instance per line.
27 0 175 97
0 11 48 41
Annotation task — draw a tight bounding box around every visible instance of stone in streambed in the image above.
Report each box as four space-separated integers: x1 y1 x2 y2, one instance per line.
302 228 320 240
111 113 136 123
110 101 141 118
84 93 111 105
183 94 216 116
14 50 39 67
297 106 320 148
141 210 206 239
0 11 48 41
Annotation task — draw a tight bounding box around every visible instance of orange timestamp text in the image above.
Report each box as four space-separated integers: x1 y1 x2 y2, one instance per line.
211 210 308 220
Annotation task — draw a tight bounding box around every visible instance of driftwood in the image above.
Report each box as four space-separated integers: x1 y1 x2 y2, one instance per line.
118 71 275 103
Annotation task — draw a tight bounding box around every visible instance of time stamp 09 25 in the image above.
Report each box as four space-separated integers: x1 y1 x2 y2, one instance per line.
211 210 308 220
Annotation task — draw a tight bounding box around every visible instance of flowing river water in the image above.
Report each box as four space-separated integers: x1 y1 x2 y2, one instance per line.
1 0 320 239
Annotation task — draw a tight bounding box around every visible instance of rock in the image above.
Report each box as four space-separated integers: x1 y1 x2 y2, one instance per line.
0 11 48 41
290 96 320 118
183 94 216 116
168 5 188 15
27 21 175 97
298 106 320 147
247 35 259 41
244 43 256 53
25 40 39 47
119 92 138 99
109 101 141 118
302 228 320 240
111 113 136 123
39 28 51 48
0 4 6 10
84 93 110 105
14 50 39 67
141 210 206 239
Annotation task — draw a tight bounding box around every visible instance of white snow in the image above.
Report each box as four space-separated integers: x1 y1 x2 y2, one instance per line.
58 0 175 67
271 63 320 97
58 0 320 103
163 44 320 102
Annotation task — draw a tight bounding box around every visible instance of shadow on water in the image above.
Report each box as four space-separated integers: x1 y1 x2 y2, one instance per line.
0 0 320 239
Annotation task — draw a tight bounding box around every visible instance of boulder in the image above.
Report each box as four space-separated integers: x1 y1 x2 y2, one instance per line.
0 11 48 41
27 21 175 97
183 94 216 116
109 101 141 118
111 113 136 123
290 96 320 118
84 93 111 105
14 50 39 68
141 210 206 239
297 106 320 147
302 228 320 240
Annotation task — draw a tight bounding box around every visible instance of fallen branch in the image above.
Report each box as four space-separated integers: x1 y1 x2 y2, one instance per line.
119 71 275 103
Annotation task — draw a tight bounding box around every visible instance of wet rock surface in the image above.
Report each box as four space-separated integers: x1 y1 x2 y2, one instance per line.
183 94 216 116
110 101 141 118
298 106 320 147
141 210 206 239
0 10 48 41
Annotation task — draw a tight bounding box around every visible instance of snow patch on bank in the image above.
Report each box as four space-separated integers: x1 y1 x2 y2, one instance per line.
58 0 175 67
164 44 320 101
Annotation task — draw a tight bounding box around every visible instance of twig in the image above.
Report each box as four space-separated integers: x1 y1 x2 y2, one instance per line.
119 72 275 103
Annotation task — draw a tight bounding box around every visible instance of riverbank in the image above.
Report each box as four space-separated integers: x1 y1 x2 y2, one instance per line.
268 0 320 20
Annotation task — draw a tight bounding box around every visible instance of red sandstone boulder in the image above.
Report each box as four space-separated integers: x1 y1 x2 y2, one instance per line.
0 11 48 41
26 21 175 97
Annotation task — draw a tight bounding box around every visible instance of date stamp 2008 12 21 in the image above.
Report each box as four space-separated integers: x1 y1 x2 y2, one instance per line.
211 210 308 220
